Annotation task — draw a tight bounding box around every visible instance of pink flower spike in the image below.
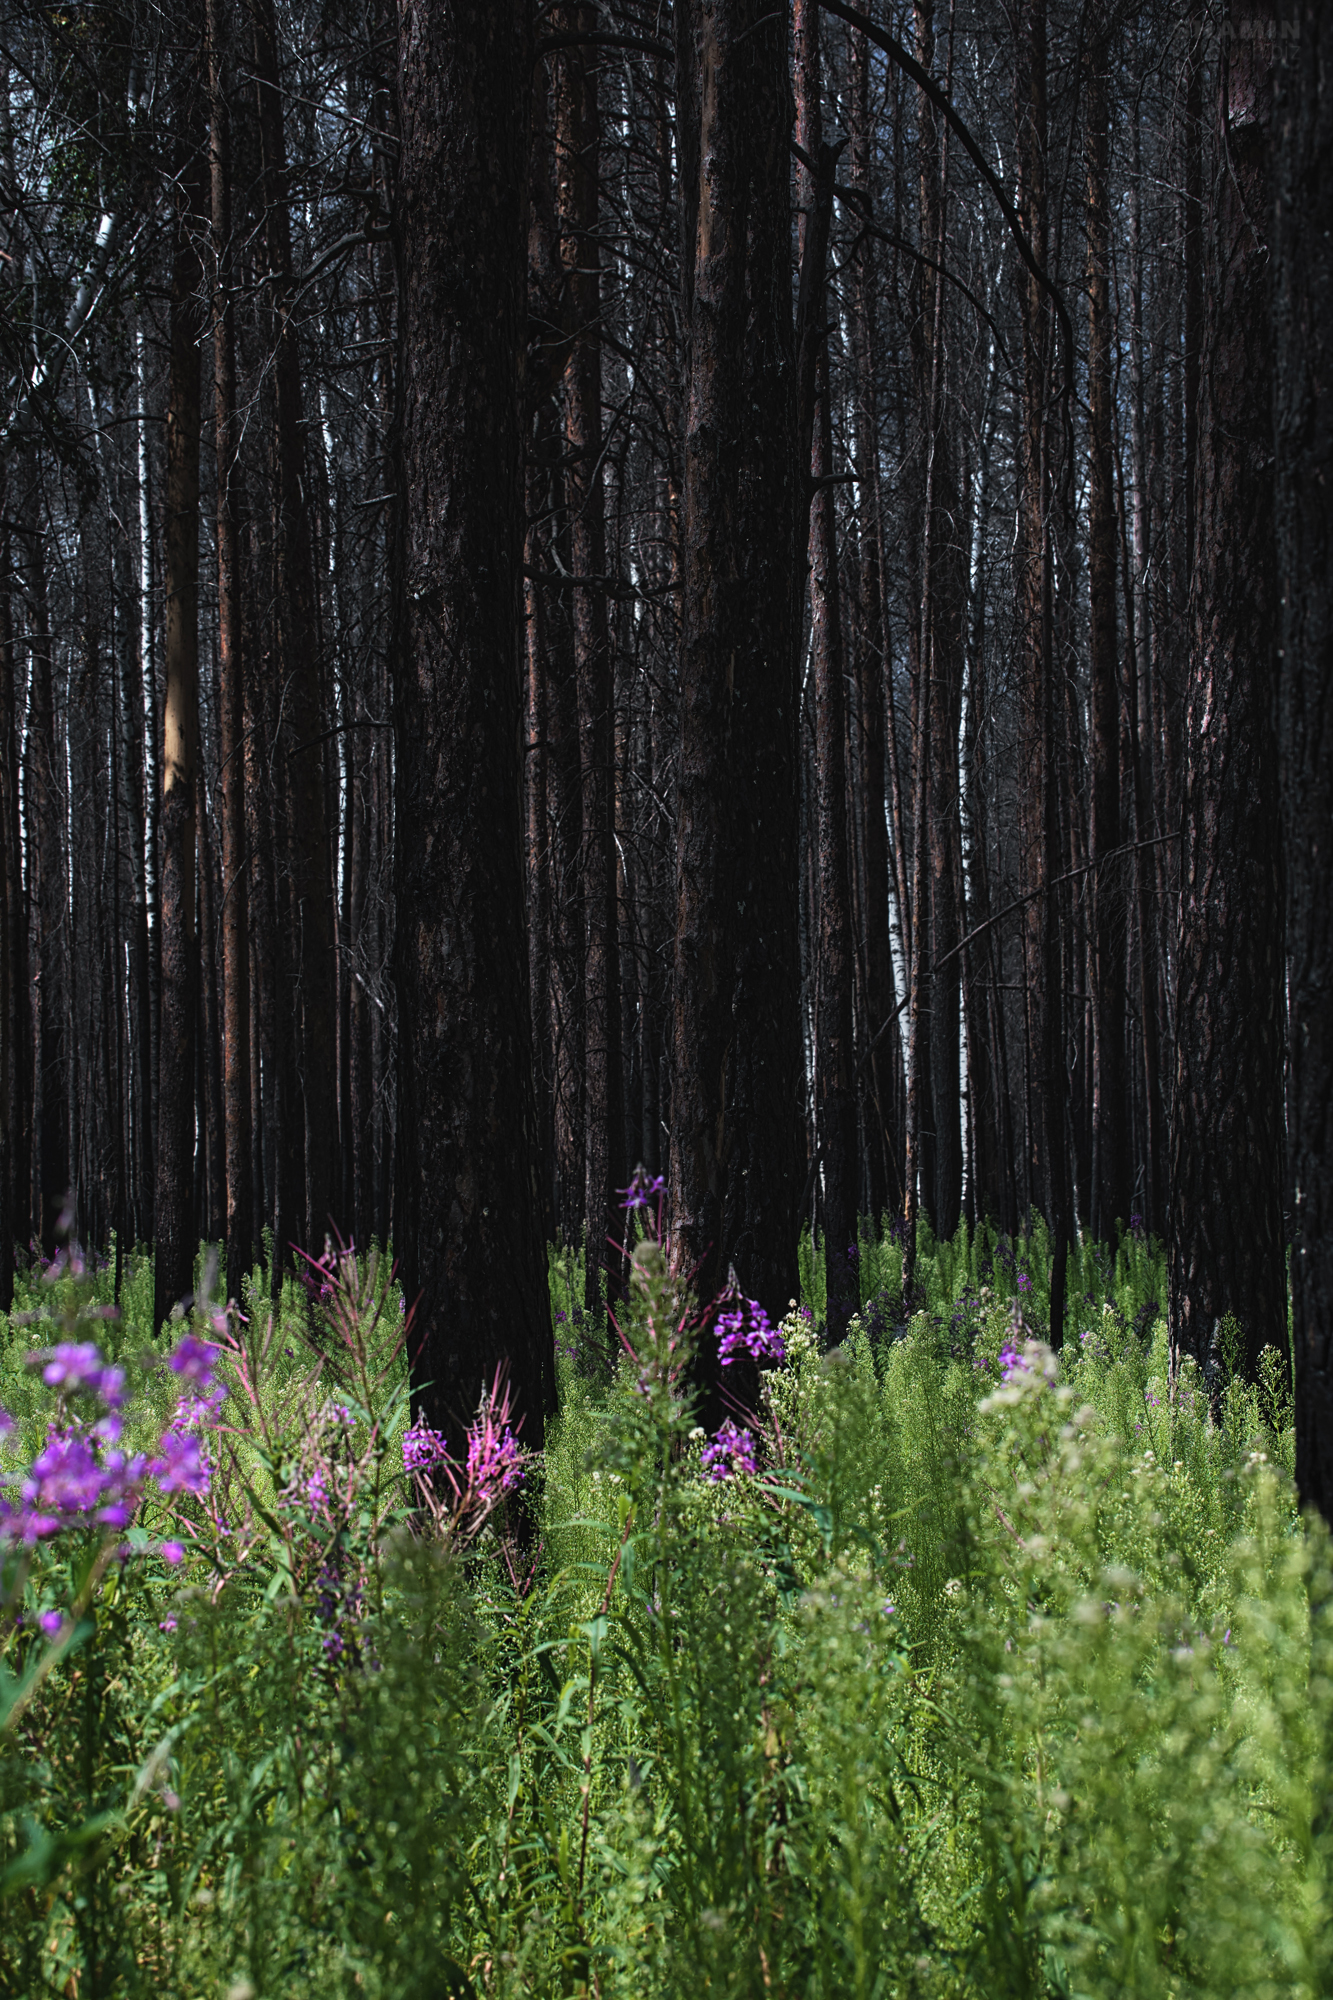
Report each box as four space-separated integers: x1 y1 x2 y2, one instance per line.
151 1432 210 1498
38 1609 63 1638
168 1334 219 1389
160 1540 185 1565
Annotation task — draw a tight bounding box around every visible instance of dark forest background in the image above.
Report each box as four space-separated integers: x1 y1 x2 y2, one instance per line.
0 1 1330 1511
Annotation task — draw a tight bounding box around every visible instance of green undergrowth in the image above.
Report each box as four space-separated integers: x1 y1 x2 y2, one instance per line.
0 1219 1328 1998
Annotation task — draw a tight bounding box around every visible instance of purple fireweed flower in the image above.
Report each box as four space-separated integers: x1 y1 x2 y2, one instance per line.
716 1299 786 1368
1016 1273 1032 1294
620 1170 666 1212
151 1431 210 1498
168 1334 219 1389
35 1342 125 1407
700 1418 757 1482
96 1449 147 1526
38 1610 63 1638
0 1406 13 1439
23 1429 108 1516
467 1420 524 1496
998 1341 1029 1383
402 1418 449 1474
161 1540 185 1565
172 1384 227 1431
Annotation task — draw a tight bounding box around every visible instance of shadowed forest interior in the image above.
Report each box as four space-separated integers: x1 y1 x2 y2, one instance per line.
3 2 1333 1992
2 0 1329 1500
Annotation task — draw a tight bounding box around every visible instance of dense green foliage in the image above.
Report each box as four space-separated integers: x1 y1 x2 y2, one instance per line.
1 1220 1329 1997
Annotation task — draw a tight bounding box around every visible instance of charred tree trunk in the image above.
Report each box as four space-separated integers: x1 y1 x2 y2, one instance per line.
155 183 204 1327
197 771 225 1245
394 0 553 1445
553 7 625 1308
1276 0 1333 1522
1014 0 1067 1345
209 0 253 1299
1086 15 1128 1243
22 467 68 1258
795 0 857 1340
847 23 899 1225
1169 0 1286 1389
252 0 338 1253
670 0 801 1342
0 488 22 1302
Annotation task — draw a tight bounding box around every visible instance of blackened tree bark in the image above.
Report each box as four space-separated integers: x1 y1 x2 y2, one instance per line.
197 771 225 1245
846 17 901 1225
156 181 204 1328
208 0 252 1300
552 6 625 1309
1169 0 1286 1388
1014 0 1067 1347
1275 0 1332 1514
252 0 338 1254
394 0 553 1445
22 467 68 1258
0 485 21 1305
670 0 800 1334
914 0 964 1244
1085 12 1128 1243
796 0 856 1342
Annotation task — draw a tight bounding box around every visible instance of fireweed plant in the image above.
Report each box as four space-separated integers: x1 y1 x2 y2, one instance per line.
0 1205 1329 1998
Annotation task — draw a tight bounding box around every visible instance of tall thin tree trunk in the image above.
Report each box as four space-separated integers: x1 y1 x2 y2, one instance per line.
1085 16 1127 1243
553 7 625 1307
670 0 801 1339
394 0 553 1444
21 464 68 1257
796 0 857 1340
0 480 21 1303
845 21 899 1221
197 772 225 1246
1169 0 1285 1389
1276 0 1333 1521
689 3 802 1305
252 0 338 1252
209 0 252 1298
1014 0 1067 1345
156 180 204 1327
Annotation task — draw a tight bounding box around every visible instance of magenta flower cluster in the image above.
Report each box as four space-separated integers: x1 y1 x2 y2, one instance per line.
620 1171 666 1214
168 1333 220 1387
998 1340 1029 1383
0 1333 216 1546
467 1418 523 1497
402 1417 449 1474
716 1299 785 1369
39 1341 126 1408
700 1419 757 1482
